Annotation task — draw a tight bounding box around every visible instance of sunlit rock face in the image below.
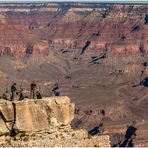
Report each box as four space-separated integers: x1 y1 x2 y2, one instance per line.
0 96 74 133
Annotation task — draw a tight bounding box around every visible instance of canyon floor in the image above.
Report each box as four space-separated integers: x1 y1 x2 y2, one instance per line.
0 53 148 146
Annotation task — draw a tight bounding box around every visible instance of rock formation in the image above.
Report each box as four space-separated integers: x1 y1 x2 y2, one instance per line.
0 96 110 147
0 2 147 146
0 3 147 56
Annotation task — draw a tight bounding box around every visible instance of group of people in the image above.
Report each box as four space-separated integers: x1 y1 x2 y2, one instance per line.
10 81 42 101
1 81 60 101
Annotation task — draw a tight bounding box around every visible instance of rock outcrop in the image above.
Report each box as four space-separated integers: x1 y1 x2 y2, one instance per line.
0 96 74 133
0 97 110 147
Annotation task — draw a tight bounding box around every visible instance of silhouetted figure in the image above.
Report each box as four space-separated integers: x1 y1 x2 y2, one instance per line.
88 123 103 136
19 88 24 100
10 83 17 101
52 83 60 96
36 91 42 99
30 81 37 99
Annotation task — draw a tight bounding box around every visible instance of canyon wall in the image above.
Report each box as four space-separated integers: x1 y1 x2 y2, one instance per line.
0 3 147 56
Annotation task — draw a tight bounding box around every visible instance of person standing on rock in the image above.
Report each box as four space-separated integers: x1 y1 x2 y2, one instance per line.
30 81 37 99
52 82 60 96
10 83 17 101
36 91 42 99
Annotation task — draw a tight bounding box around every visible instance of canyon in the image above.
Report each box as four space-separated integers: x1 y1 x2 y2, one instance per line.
0 2 147 146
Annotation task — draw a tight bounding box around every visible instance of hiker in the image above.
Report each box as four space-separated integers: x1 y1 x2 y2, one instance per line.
30 81 37 99
10 83 17 101
19 88 25 100
36 91 42 99
52 82 60 96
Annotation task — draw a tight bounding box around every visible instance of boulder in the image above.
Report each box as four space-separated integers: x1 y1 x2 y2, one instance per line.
0 96 75 132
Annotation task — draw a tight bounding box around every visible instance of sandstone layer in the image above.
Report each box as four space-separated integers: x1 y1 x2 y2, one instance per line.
0 3 147 56
0 96 74 133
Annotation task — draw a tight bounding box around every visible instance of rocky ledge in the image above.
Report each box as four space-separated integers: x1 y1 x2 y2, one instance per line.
0 96 110 147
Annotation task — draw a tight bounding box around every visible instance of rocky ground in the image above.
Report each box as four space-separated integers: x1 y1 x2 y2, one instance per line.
0 126 110 147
